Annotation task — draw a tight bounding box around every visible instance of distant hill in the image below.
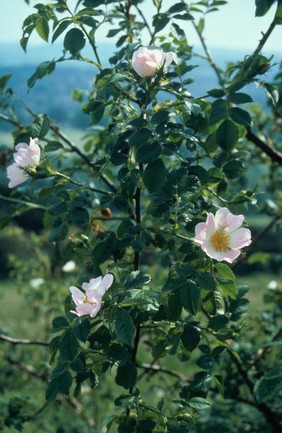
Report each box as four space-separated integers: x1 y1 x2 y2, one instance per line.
0 42 278 131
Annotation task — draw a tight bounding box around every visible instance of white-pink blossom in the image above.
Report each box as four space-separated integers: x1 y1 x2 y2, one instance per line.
132 47 177 77
69 274 114 318
194 207 251 263
7 138 41 188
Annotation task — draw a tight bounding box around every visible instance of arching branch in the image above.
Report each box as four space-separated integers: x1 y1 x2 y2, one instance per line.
246 128 282 165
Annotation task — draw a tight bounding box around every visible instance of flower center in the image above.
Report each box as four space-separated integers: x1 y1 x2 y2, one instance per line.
83 295 97 305
210 229 230 252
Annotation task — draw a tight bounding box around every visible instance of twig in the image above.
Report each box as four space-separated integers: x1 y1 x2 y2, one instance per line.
4 354 83 412
0 194 48 210
0 113 22 128
252 19 277 58
137 362 190 383
135 5 153 40
246 128 282 165
233 211 282 267
24 106 117 194
191 20 225 88
4 355 49 381
0 333 49 346
227 345 282 433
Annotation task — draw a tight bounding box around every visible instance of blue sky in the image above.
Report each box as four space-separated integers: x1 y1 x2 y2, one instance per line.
0 0 281 52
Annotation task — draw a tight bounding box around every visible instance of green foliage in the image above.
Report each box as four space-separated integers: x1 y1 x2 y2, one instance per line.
1 0 282 432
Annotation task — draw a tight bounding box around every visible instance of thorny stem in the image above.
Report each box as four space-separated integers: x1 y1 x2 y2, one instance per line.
48 123 116 193
252 19 277 58
192 20 225 88
0 194 48 210
0 113 21 127
54 171 112 195
24 106 117 194
127 163 143 410
135 5 153 40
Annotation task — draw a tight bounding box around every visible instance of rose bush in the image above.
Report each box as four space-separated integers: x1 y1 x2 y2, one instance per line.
0 1 281 432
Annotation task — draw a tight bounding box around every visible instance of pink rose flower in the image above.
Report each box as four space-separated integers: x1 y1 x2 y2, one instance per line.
132 47 177 77
69 273 114 318
7 138 41 188
194 207 252 263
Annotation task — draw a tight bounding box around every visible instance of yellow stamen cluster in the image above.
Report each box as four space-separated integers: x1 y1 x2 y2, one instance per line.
210 229 231 252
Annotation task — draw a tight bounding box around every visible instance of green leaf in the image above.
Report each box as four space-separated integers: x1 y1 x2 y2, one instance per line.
222 159 244 179
45 140 63 152
143 158 167 192
204 132 218 153
92 232 116 265
208 315 229 331
46 378 59 401
36 16 49 42
57 370 72 395
153 13 170 32
229 107 252 127
31 114 50 138
216 119 239 151
129 128 151 147
135 141 162 164
229 92 253 104
179 281 201 315
107 28 122 37
115 310 136 348
168 2 187 14
218 280 238 299
52 19 72 43
59 329 79 362
210 99 227 125
196 272 217 291
188 397 210 410
215 263 235 281
254 365 282 403
73 319 91 342
207 88 225 98
115 361 137 389
52 316 69 331
181 323 201 352
122 271 151 289
167 291 182 321
27 60 56 89
68 207 89 225
0 73 12 90
64 28 86 55
275 1 282 23
255 0 276 16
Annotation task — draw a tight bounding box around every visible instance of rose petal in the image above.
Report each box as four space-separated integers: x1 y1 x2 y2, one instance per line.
100 273 114 294
87 291 102 304
229 228 252 249
202 242 240 263
82 276 102 293
7 163 29 188
214 207 231 227
194 222 208 243
90 302 102 318
75 303 95 317
70 286 85 305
